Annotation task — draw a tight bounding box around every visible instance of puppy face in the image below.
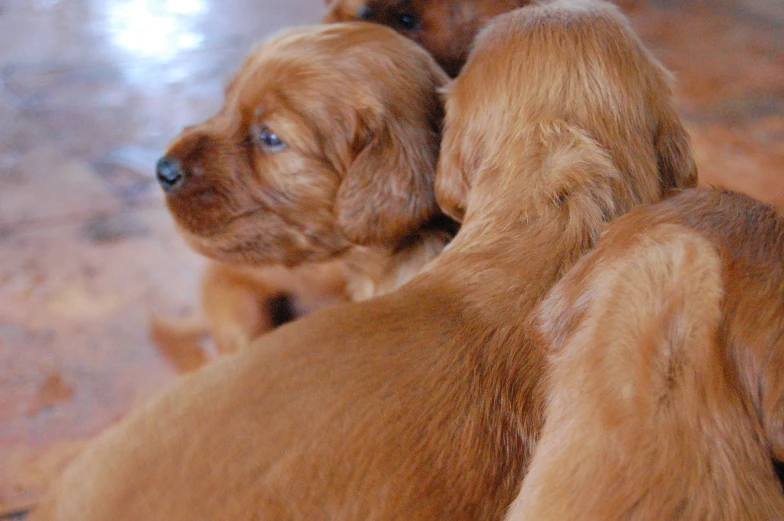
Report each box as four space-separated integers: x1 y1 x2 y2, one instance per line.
323 0 529 76
157 24 448 267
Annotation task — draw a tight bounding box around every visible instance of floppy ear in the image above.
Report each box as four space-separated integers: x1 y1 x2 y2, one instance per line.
334 106 442 246
434 131 471 223
434 85 472 222
655 107 698 192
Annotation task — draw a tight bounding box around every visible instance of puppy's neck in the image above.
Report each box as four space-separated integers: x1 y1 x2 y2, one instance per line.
429 123 624 320
341 216 458 300
435 210 589 320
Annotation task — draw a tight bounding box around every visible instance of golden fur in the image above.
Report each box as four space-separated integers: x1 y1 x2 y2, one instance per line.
31 2 695 519
323 0 530 76
152 22 455 356
506 189 784 520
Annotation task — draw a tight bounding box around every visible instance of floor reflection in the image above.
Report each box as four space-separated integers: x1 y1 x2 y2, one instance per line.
104 0 207 67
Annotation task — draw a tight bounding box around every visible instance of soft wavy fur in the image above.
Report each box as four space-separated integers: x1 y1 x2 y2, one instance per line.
31 2 695 519
507 189 784 520
152 22 455 357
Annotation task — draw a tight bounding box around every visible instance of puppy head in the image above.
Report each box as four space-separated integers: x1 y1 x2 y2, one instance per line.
436 0 697 222
323 0 530 77
157 23 448 266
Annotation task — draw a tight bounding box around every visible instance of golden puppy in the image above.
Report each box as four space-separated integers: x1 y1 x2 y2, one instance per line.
31 2 695 519
152 22 455 356
323 0 530 76
150 261 350 366
506 189 784 520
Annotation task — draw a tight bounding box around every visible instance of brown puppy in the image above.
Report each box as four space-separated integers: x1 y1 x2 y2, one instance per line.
506 189 784 520
30 2 695 519
150 261 350 363
152 22 454 356
323 0 530 76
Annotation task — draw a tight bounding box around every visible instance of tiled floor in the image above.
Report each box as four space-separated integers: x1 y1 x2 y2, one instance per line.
0 0 782 516
0 0 324 514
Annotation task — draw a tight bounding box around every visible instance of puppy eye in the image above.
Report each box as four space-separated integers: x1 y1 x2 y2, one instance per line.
254 126 286 152
396 13 419 31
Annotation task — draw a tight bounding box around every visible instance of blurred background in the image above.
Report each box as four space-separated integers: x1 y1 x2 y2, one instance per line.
0 0 782 517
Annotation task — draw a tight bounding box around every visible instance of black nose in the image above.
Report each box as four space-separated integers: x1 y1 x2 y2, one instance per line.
156 156 184 192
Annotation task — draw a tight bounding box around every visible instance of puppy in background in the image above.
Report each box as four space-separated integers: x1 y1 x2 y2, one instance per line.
151 21 454 359
30 2 695 519
150 260 349 366
506 189 784 520
323 0 531 76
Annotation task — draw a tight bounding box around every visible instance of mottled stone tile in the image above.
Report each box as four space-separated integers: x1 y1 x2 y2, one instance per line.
0 145 117 227
623 0 784 209
0 207 204 513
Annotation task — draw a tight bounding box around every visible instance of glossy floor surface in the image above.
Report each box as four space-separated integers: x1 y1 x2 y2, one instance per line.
0 0 783 516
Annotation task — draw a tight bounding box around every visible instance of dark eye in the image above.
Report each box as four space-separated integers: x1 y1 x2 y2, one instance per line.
254 126 286 152
396 12 419 31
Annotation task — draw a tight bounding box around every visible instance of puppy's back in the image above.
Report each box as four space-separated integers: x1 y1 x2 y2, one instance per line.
508 189 784 520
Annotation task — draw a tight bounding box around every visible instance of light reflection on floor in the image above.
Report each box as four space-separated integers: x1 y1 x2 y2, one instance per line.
106 0 207 59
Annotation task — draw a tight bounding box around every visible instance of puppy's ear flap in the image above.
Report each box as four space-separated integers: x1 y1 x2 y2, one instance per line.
434 84 471 222
655 107 698 192
334 109 442 246
434 150 470 223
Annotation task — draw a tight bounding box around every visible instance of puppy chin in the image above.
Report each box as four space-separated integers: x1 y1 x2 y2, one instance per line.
175 223 277 266
176 221 352 268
